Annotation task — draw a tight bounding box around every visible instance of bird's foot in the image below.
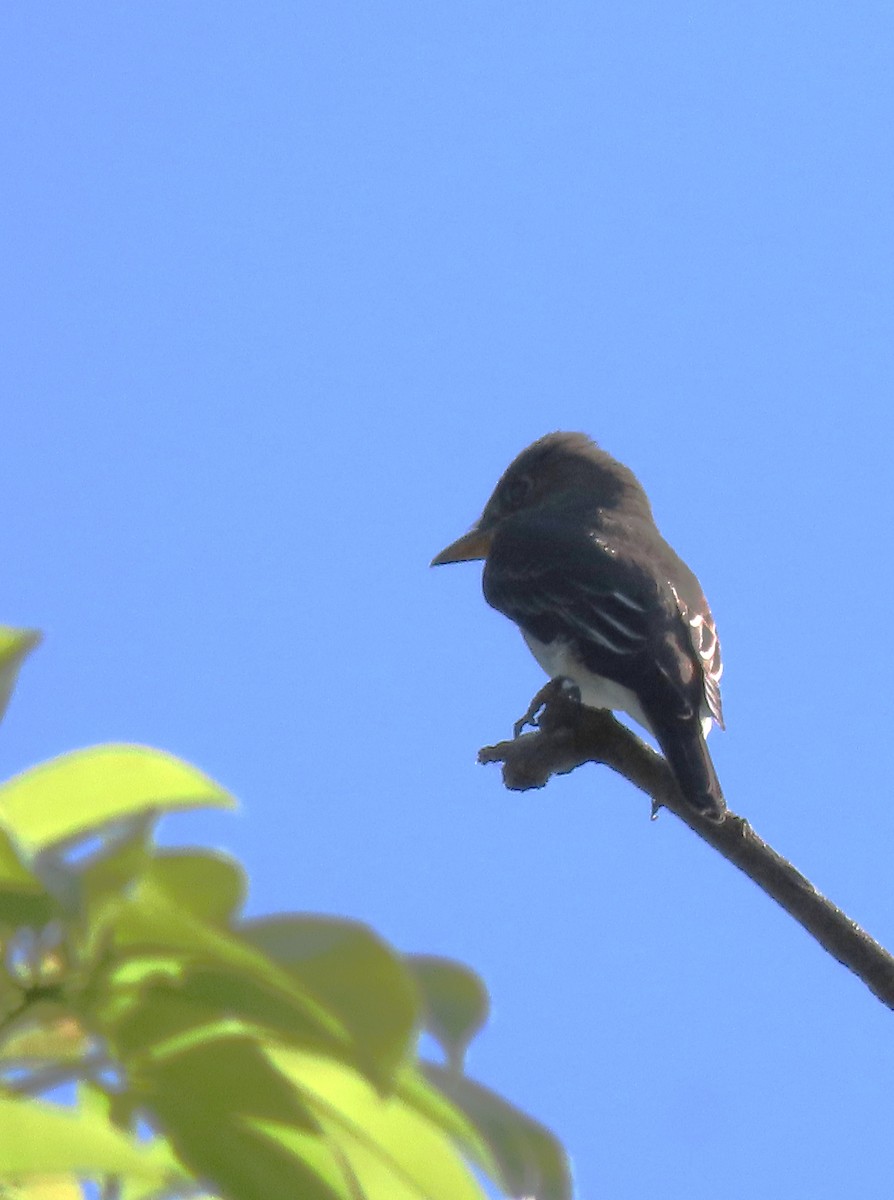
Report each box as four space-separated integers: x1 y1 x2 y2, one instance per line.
513 677 581 738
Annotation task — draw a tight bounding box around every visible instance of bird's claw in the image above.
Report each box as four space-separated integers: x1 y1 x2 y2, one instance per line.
513 678 581 738
513 708 537 739
513 682 553 737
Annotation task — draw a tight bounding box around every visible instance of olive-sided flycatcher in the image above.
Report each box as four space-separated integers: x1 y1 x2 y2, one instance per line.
431 432 726 820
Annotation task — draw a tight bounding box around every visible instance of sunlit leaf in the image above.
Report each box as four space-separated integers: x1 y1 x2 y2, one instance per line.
101 968 346 1067
0 829 58 926
0 1094 169 1180
100 954 185 992
146 851 247 926
78 1085 191 1196
424 1065 573 1200
395 1068 498 1181
244 916 418 1088
268 1047 486 1200
406 955 489 1071
238 1121 357 1200
0 831 38 891
4 1176 82 1199
0 746 234 855
0 628 41 728
137 1034 351 1200
107 883 348 1051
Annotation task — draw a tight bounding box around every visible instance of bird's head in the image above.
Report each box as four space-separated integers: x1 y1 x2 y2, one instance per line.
431 431 651 566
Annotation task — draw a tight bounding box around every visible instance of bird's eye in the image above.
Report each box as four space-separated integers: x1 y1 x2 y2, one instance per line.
504 475 533 508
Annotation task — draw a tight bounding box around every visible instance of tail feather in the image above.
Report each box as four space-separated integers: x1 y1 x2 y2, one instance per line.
655 721 725 821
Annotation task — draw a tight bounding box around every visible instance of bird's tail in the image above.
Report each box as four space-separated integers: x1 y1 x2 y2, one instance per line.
657 722 726 822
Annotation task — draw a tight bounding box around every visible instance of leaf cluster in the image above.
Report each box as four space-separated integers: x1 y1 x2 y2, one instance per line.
0 628 571 1200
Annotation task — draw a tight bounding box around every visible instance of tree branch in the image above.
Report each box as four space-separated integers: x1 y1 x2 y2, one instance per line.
478 682 894 1010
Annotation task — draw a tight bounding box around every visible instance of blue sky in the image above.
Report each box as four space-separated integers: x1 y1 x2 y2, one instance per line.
3 3 894 1196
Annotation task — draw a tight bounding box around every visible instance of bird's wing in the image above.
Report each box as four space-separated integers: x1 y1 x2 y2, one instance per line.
485 515 721 727
670 585 725 729
485 527 653 657
605 512 725 730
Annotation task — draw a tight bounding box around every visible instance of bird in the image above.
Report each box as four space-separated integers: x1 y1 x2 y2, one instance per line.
431 431 726 820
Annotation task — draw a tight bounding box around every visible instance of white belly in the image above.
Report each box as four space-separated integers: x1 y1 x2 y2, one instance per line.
522 631 653 733
521 632 714 739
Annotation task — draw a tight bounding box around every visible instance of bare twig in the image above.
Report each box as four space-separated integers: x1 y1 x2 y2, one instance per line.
478 682 894 1010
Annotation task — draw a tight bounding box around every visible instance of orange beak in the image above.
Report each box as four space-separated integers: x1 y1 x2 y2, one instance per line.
430 526 493 566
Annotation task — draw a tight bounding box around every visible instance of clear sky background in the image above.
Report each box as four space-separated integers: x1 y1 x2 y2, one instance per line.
2 4 894 1197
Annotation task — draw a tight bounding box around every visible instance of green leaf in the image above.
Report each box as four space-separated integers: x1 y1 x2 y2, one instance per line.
424 1065 573 1200
268 1047 487 1200
95 885 350 1061
76 815 156 905
244 916 419 1089
0 829 58 926
238 1121 357 1200
0 627 41 728
77 1085 197 1198
0 830 39 891
0 1093 169 1181
101 967 345 1066
3 1177 83 1199
405 955 489 1071
0 745 235 855
145 850 247 925
394 1068 499 1181
69 819 161 970
137 1035 352 1200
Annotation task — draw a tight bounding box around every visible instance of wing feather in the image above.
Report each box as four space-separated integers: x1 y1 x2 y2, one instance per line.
670 590 725 729
484 513 724 729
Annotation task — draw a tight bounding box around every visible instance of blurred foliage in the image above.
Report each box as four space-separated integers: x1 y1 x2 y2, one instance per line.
0 627 572 1200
